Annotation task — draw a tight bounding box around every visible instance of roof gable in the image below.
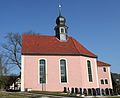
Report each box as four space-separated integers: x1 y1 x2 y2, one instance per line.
22 34 97 58
97 61 111 66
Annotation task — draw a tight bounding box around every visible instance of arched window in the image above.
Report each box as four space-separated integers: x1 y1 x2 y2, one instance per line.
60 27 65 33
103 67 106 72
101 79 104 84
105 79 108 84
39 59 46 84
87 60 93 82
61 28 64 33
60 59 67 83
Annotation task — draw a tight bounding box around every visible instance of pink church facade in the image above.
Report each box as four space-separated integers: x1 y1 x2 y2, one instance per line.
21 15 113 95
22 55 99 91
97 61 112 89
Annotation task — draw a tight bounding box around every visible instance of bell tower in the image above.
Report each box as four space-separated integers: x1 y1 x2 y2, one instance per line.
54 0 68 41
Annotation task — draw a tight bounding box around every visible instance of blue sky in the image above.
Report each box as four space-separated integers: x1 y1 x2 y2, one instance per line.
0 0 120 74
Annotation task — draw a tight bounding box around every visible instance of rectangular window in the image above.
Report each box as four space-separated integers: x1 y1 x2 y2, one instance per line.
87 60 93 82
60 59 67 83
39 59 46 84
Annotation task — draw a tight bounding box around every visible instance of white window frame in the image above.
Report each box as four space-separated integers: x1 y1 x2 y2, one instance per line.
59 27 65 34
86 60 93 82
59 58 68 84
38 58 47 84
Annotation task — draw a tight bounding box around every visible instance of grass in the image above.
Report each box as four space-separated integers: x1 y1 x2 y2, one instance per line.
0 91 120 98
29 91 80 97
29 91 120 98
0 92 32 98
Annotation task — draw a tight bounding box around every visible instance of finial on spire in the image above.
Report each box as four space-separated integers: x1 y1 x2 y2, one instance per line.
58 0 62 16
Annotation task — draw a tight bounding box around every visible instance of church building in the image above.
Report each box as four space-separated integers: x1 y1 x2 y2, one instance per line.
21 12 113 95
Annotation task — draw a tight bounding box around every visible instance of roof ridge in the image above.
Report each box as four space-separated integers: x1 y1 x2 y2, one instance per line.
22 34 54 37
70 37 80 53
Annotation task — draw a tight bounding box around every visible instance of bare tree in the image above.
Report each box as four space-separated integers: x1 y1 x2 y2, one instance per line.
2 32 21 71
0 55 8 90
0 56 7 76
0 57 4 76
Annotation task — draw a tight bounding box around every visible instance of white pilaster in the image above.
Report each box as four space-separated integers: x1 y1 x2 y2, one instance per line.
108 67 113 89
21 55 25 91
95 59 99 88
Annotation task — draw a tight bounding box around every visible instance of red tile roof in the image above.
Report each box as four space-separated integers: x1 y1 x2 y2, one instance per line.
97 61 111 66
22 34 97 58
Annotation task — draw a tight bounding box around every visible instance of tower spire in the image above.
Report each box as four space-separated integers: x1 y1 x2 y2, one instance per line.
58 0 62 16
54 0 68 41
